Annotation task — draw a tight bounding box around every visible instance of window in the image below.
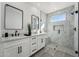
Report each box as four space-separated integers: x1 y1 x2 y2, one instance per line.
50 13 66 22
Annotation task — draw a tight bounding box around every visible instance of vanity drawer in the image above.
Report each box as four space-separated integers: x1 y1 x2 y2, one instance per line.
31 42 37 46
31 37 37 43
31 45 37 54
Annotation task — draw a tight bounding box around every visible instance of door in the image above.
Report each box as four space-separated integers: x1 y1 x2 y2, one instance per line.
4 45 18 57
48 6 74 49
3 38 30 57
18 39 30 57
38 36 45 50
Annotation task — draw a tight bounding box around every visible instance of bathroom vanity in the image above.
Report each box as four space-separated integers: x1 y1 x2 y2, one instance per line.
0 34 47 57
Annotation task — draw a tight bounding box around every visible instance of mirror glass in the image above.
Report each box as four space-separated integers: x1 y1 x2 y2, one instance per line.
31 15 39 34
5 4 23 30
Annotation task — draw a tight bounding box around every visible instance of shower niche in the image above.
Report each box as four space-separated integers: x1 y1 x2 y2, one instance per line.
53 25 64 34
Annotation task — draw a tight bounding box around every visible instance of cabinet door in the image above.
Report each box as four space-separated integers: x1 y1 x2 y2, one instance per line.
18 40 30 57
0 44 4 57
38 36 45 50
4 45 18 57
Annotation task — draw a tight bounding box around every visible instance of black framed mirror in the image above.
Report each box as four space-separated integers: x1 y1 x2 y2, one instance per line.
31 15 39 34
4 4 23 30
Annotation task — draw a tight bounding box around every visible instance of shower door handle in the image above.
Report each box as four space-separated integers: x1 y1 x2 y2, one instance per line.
74 27 76 31
75 10 78 14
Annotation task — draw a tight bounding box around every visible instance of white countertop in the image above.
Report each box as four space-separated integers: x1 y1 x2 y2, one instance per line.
0 33 47 42
0 36 30 42
31 33 47 36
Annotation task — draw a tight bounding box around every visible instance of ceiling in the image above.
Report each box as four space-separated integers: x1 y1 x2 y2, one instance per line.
29 2 75 13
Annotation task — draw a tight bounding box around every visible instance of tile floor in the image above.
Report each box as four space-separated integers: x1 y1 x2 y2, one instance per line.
32 43 76 57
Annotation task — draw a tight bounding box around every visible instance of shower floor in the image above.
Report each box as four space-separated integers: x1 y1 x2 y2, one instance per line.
32 43 76 57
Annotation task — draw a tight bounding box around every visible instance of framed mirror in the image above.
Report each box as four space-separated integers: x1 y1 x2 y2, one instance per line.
4 4 23 30
31 15 39 34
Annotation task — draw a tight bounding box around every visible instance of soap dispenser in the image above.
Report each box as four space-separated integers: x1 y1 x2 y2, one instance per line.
15 30 18 36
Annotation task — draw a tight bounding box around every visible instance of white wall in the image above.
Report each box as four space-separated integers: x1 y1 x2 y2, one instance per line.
47 6 74 49
1 2 46 36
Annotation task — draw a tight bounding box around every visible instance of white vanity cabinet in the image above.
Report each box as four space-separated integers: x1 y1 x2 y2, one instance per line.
3 38 30 57
30 35 46 55
0 34 47 57
37 35 46 50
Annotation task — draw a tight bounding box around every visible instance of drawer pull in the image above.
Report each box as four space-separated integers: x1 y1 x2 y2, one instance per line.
32 37 36 39
18 47 19 54
32 43 36 45
32 49 36 52
18 46 22 54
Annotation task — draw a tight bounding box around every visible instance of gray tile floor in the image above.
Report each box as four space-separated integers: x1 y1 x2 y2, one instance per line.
32 43 75 57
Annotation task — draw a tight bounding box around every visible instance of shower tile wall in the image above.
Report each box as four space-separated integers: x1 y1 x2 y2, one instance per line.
47 6 74 50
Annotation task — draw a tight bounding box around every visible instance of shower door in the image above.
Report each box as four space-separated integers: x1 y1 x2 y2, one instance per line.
48 6 75 50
